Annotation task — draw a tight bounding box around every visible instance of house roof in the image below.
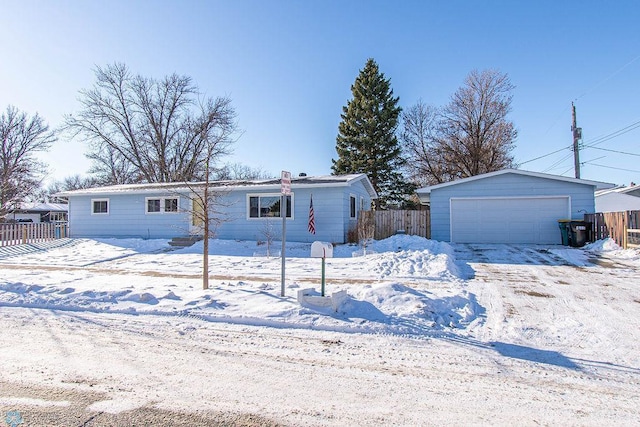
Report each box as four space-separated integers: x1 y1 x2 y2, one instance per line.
13 202 69 212
54 173 379 199
595 191 640 212
595 184 640 197
417 169 614 195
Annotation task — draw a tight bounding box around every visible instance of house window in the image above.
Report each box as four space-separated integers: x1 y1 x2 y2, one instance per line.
164 198 179 213
92 199 109 215
248 194 293 219
147 199 161 213
146 197 180 214
350 195 357 219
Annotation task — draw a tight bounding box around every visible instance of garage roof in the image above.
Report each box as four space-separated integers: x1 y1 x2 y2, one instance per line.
416 169 614 204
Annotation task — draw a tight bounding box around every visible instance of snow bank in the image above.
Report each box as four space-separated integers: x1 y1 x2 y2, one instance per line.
0 235 473 336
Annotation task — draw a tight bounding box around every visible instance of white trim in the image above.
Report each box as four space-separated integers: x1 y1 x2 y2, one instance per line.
449 195 571 243
349 194 357 219
246 193 294 220
91 198 109 215
54 173 379 200
417 169 614 196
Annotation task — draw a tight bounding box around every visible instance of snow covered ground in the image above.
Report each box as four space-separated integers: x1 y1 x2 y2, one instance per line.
0 236 639 425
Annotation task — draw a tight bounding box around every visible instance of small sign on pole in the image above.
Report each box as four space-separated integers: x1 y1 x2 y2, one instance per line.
281 170 291 195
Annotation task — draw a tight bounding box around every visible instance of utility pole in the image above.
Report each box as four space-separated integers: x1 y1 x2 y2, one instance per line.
571 102 582 179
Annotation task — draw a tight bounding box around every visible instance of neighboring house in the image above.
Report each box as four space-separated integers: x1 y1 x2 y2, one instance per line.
55 174 377 244
595 184 640 212
416 169 613 244
3 202 68 223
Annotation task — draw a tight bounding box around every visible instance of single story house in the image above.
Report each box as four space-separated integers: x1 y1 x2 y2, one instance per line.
55 174 377 244
416 169 613 244
595 185 640 212
3 202 68 223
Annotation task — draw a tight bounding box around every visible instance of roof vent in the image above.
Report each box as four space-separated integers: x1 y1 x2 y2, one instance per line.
299 172 307 177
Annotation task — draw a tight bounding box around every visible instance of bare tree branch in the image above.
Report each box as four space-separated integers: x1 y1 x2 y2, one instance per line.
65 63 238 185
0 105 56 217
402 70 517 186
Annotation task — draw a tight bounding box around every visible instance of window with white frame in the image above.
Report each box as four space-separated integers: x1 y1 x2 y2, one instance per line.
92 199 109 215
164 198 179 212
145 197 179 214
248 194 293 219
349 195 357 218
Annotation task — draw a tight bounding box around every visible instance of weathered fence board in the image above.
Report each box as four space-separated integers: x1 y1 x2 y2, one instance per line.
0 223 68 247
584 211 640 249
357 210 430 241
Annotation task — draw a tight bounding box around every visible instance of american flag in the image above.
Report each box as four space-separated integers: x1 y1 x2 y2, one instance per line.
308 195 316 235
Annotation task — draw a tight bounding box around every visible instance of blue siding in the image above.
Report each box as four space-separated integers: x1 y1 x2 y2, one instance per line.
430 173 596 242
68 192 191 239
215 182 373 243
67 180 374 244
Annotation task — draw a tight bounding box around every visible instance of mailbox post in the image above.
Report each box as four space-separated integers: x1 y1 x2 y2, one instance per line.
311 241 333 296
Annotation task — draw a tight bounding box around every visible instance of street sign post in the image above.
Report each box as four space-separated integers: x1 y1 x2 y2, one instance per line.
280 171 291 296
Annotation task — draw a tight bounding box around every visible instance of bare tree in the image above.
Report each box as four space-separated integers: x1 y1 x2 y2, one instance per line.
0 106 56 216
402 70 517 185
357 210 376 255
65 63 236 184
437 69 517 178
180 97 237 290
258 219 278 257
214 162 273 180
35 174 100 203
400 100 447 186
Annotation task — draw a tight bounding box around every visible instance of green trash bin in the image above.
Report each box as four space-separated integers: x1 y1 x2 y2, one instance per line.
558 220 571 246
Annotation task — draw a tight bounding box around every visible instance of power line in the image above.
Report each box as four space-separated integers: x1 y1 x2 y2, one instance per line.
574 53 640 101
519 145 572 165
587 163 640 173
522 117 640 167
587 146 640 157
581 119 640 148
542 153 574 173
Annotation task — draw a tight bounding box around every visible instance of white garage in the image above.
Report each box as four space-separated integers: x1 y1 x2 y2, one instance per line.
450 196 570 244
416 169 613 244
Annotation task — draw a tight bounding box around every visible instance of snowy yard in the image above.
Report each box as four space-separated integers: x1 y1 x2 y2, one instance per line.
0 236 639 426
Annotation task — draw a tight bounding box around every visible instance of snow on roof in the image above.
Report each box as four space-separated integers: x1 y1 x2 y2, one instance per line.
416 168 615 195
595 183 640 197
15 202 68 212
54 173 378 199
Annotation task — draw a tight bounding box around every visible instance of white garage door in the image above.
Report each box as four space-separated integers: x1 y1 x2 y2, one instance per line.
450 197 570 244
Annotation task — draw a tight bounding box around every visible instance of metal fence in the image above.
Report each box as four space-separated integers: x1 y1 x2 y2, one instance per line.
0 222 69 247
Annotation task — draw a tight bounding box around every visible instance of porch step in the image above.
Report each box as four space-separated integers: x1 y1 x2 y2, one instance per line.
168 236 203 247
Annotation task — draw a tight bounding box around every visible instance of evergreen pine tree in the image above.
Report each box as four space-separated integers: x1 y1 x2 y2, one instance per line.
332 58 412 209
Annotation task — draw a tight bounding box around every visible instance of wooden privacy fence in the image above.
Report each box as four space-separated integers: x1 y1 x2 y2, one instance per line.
358 210 430 241
0 223 69 247
584 211 640 249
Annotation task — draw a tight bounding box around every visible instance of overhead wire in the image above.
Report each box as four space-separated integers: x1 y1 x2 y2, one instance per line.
574 53 640 102
588 146 640 157
520 53 640 170
587 163 640 173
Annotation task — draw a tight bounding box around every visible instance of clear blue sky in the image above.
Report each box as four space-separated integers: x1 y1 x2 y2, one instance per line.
2 0 639 186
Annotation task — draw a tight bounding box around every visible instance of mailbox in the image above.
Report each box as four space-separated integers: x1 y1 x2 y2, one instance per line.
311 241 333 258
